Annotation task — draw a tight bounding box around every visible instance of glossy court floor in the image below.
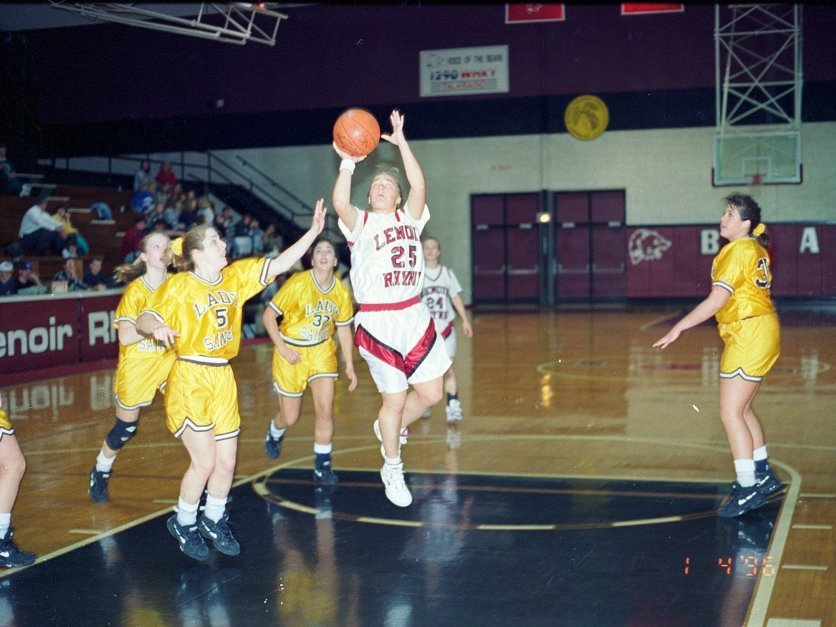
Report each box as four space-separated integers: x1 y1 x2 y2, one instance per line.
1 305 833 626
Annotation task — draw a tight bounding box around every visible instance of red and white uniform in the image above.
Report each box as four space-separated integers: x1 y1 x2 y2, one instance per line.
421 265 462 358
339 205 450 393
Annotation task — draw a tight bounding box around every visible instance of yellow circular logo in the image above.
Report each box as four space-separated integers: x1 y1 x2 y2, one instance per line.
564 94 609 140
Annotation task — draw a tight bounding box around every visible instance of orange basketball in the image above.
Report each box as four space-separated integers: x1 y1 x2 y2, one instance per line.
333 108 380 157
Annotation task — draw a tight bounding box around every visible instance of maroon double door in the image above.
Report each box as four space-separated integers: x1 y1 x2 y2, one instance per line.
471 190 625 304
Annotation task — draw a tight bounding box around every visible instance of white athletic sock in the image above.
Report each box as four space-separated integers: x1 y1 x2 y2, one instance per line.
203 494 227 523
96 450 115 473
177 498 199 527
734 459 756 487
753 445 768 461
314 442 332 455
269 422 286 439
384 454 402 466
0 513 10 539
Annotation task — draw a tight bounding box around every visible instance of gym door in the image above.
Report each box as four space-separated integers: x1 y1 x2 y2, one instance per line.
471 193 541 304
554 190 625 301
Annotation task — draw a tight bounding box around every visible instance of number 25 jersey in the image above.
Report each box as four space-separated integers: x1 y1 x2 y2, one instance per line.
338 205 429 305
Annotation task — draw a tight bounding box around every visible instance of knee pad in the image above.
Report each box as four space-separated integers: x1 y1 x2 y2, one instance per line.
105 418 138 451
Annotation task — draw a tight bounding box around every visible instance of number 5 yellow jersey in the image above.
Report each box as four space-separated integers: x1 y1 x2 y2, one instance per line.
142 257 271 362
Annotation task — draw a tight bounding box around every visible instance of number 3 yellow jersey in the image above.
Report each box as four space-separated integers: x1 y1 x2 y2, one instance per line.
711 237 775 325
142 257 271 362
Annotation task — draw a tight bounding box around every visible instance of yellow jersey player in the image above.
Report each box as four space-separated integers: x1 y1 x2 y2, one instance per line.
0 393 35 568
137 200 326 561
89 232 174 503
262 238 357 486
654 193 782 518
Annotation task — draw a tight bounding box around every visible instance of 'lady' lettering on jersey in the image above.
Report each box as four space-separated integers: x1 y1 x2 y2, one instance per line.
193 290 237 318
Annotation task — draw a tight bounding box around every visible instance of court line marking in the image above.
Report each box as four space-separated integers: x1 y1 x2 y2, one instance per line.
779 564 828 571
746 459 800 627
790 524 832 530
639 311 681 331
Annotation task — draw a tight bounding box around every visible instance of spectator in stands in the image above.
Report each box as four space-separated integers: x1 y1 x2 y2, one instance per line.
14 261 46 295
0 144 23 196
62 241 79 260
133 159 152 192
177 197 199 232
53 204 90 256
214 206 236 248
90 201 114 221
232 213 253 258
131 182 155 214
145 202 174 233
197 195 215 226
122 216 147 263
18 195 67 255
83 256 110 291
0 261 16 296
263 222 283 256
155 161 177 188
250 217 265 255
53 256 87 292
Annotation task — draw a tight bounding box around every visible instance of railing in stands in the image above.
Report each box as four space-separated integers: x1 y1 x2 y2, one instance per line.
41 152 342 242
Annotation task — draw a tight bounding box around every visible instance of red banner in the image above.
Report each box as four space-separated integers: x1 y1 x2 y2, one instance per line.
0 292 120 376
506 4 565 24
621 4 684 15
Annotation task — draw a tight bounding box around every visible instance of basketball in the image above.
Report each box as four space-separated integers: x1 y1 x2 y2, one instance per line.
333 108 380 157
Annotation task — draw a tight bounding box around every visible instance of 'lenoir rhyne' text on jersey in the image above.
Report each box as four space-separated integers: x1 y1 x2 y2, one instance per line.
338 205 430 305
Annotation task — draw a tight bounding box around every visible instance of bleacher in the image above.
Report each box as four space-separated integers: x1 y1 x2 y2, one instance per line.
1 180 135 285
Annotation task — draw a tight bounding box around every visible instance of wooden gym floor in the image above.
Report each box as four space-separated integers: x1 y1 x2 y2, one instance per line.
1 305 833 626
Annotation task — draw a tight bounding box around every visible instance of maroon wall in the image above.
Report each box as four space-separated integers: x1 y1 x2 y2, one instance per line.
627 224 836 299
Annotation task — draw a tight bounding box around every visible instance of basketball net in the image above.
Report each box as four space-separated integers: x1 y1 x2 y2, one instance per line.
747 172 763 199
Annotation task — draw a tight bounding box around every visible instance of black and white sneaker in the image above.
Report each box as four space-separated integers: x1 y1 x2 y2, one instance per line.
717 482 765 518
0 528 35 569
167 515 210 561
264 429 284 460
313 462 339 485
198 512 241 557
88 466 111 503
756 471 785 498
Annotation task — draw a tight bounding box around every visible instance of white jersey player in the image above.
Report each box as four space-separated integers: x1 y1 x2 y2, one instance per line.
333 109 450 508
421 236 473 423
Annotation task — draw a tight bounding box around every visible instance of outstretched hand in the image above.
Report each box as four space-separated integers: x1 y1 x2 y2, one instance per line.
381 109 405 147
332 142 366 163
652 328 681 350
311 197 327 235
152 325 180 348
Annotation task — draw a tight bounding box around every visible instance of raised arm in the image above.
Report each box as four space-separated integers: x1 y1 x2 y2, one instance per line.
381 110 425 220
266 198 326 280
332 143 366 232
652 286 730 349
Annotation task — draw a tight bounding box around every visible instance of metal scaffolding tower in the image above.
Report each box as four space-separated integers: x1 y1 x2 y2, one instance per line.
713 4 803 185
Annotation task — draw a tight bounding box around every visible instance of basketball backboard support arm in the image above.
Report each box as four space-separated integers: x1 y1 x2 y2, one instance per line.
713 4 803 186
48 2 288 46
